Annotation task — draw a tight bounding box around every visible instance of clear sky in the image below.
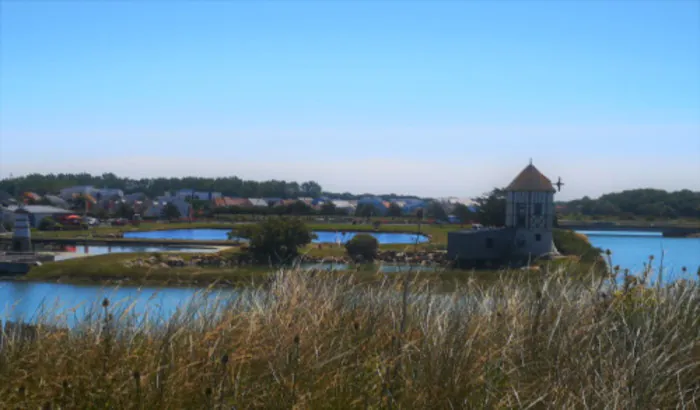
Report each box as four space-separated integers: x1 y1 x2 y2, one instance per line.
1 0 698 200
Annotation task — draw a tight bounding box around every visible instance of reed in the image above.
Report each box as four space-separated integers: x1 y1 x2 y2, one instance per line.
0 263 698 408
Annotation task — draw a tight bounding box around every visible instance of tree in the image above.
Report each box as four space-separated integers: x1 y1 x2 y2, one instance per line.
320 201 337 215
230 217 316 263
284 201 314 215
115 202 135 219
300 181 322 197
355 204 375 218
345 234 379 262
473 188 506 226
452 203 474 223
426 201 448 221
387 202 403 217
162 203 182 220
39 217 60 231
92 205 110 220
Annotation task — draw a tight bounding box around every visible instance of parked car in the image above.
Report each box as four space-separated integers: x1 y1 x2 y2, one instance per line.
111 218 129 226
82 216 99 226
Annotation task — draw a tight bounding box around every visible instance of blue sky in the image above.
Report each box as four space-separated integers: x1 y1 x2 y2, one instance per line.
1 0 698 199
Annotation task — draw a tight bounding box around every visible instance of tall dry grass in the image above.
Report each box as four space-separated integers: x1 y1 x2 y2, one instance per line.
0 265 699 409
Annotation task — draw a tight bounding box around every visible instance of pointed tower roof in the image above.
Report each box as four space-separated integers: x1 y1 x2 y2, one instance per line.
505 163 556 192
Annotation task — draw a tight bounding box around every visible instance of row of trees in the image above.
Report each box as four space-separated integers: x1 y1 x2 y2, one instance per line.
560 189 700 219
0 173 325 199
1 173 420 201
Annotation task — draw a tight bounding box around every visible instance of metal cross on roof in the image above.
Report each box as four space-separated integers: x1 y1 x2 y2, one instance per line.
555 177 564 192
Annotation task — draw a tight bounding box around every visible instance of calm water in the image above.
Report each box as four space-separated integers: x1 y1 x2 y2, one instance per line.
52 244 219 261
124 229 429 244
1 229 697 325
0 281 238 327
578 230 700 283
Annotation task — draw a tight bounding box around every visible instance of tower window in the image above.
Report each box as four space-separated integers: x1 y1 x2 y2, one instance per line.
535 234 542 241
516 203 527 227
534 203 543 216
485 238 494 249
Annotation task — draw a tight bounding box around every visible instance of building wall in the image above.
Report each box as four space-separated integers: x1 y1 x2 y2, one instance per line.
447 229 515 262
505 190 555 258
510 228 553 259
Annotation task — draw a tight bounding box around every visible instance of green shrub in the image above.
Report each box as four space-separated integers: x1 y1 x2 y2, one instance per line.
38 217 61 231
553 229 603 264
345 234 379 261
230 217 315 264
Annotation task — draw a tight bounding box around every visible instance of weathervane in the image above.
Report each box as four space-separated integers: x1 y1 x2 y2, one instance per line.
555 177 564 192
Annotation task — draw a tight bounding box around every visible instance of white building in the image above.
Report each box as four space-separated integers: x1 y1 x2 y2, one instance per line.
330 200 357 214
1 205 73 228
247 198 269 208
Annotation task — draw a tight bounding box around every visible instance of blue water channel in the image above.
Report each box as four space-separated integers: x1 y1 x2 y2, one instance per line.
1 229 697 326
579 230 700 284
123 229 429 244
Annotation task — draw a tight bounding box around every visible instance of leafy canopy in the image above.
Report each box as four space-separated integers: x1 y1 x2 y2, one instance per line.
230 217 316 263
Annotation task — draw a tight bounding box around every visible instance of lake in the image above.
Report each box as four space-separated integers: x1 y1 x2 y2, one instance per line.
579 230 700 283
123 228 429 244
1 229 697 326
0 281 239 328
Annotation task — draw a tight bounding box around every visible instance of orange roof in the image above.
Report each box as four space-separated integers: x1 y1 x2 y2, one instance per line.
505 164 555 192
214 197 252 207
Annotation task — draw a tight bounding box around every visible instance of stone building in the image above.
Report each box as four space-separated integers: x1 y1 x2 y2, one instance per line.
447 162 560 267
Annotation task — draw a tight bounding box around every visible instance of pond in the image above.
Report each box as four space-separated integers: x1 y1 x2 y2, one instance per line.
0 281 240 328
579 230 700 283
49 244 220 261
123 229 429 245
0 262 436 326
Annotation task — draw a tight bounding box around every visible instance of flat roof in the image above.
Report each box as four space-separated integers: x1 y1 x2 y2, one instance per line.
5 205 72 214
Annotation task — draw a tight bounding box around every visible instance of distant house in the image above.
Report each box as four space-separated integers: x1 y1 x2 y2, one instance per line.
172 189 222 201
143 197 192 219
124 192 147 204
0 191 17 206
247 198 269 208
59 186 124 200
22 192 42 203
330 200 357 215
357 196 389 216
312 197 330 206
44 195 70 209
1 205 73 228
95 188 124 199
263 198 283 207
213 197 253 208
59 186 93 200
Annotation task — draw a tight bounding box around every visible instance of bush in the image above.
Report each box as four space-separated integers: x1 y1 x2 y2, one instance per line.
38 217 61 231
553 229 603 264
345 234 379 261
230 217 316 264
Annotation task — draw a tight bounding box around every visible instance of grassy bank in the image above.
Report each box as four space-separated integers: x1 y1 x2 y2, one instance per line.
2 268 699 408
20 226 604 288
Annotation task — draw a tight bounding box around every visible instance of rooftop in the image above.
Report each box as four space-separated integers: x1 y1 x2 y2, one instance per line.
5 205 73 214
505 163 556 192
